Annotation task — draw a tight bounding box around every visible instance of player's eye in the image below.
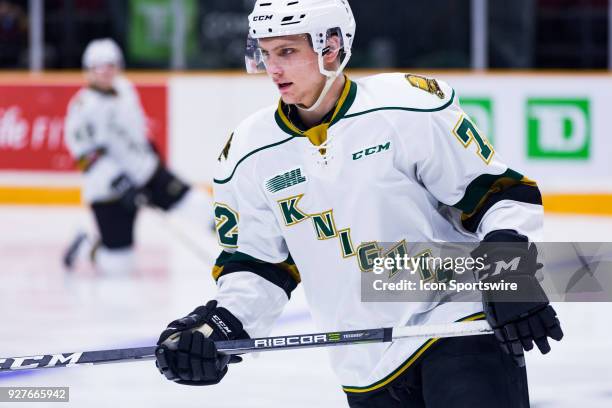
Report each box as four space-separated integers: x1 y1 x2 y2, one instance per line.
279 48 296 57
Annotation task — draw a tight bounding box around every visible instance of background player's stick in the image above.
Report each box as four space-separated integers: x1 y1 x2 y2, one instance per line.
147 206 216 264
0 320 491 372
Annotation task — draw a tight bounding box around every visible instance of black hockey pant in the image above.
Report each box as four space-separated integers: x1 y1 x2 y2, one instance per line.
346 333 529 408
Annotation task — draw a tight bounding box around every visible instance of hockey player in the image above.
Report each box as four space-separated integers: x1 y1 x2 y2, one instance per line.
63 38 212 276
155 1 563 406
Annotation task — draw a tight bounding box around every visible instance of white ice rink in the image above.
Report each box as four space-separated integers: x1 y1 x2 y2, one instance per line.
0 206 610 407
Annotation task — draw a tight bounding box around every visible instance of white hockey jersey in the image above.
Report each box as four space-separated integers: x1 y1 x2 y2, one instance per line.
64 76 158 203
212 73 543 393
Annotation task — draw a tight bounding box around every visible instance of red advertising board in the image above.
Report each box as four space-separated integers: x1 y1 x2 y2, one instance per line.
0 83 167 171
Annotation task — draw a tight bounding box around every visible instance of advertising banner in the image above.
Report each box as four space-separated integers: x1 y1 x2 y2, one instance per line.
0 84 168 171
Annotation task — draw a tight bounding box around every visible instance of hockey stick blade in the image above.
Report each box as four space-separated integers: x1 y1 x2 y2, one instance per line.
0 321 491 372
0 346 157 372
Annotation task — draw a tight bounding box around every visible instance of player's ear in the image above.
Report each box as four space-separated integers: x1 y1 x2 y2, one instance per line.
322 35 342 69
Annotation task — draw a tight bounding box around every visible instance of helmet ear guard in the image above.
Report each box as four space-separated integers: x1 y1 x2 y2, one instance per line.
317 27 350 77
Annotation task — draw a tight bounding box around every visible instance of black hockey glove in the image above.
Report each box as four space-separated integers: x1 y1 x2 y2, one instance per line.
472 230 563 367
155 300 249 386
111 173 150 211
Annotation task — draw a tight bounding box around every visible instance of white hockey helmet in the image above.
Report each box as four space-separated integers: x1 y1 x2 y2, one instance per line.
82 38 124 70
246 0 356 110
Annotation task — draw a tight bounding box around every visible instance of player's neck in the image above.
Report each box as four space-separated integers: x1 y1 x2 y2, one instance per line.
297 75 346 128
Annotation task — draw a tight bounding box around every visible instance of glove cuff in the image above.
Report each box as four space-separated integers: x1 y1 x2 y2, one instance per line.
205 302 250 341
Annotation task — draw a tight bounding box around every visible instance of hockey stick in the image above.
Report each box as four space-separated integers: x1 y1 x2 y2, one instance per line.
147 206 216 264
0 320 491 372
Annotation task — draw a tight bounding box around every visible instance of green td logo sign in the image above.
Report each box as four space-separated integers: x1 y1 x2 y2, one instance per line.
527 99 590 159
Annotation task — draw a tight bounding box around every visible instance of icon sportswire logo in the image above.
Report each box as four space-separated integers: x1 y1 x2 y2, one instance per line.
265 167 307 193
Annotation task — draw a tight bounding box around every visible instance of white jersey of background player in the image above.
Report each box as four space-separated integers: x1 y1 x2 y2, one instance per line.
65 44 157 203
156 1 562 405
63 39 212 276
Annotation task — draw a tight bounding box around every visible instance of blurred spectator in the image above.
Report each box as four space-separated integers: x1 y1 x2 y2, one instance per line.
0 0 609 70
0 0 28 68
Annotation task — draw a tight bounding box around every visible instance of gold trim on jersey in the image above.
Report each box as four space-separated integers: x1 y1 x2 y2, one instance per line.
311 209 339 240
214 202 240 249
461 175 537 223
277 261 302 284
275 76 356 146
356 241 382 272
452 114 495 165
212 264 224 280
277 194 309 226
338 228 357 258
211 252 301 284
341 312 486 394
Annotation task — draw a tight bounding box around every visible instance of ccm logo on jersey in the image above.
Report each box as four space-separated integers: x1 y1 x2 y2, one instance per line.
254 334 327 348
0 353 83 370
352 141 391 161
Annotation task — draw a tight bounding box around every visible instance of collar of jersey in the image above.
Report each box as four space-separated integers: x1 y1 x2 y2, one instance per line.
274 76 357 146
88 85 118 96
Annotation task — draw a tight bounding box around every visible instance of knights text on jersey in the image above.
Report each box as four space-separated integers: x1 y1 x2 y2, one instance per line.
211 73 543 393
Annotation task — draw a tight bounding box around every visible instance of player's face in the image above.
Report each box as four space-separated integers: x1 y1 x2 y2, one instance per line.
258 35 325 107
86 63 119 91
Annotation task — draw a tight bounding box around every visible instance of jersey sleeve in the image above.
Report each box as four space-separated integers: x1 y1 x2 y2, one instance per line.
407 84 543 241
211 131 300 338
65 94 99 160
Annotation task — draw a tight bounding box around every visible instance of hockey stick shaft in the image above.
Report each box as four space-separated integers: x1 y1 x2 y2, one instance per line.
148 207 215 264
0 320 491 372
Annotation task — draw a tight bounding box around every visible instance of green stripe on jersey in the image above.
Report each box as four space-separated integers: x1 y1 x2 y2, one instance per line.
453 168 524 214
213 136 296 185
342 88 455 119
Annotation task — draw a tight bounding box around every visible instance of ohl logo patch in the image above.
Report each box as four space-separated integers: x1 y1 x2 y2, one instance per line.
265 167 307 193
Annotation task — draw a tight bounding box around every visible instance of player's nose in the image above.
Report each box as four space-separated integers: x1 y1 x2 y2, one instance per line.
265 58 284 76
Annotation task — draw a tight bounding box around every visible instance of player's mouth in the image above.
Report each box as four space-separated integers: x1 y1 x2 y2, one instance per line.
277 82 293 93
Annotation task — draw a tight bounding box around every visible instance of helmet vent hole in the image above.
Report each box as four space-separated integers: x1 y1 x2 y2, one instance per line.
260 2 272 6
287 1 299 5
281 14 303 26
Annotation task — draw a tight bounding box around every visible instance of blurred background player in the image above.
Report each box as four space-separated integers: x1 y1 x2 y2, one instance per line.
62 38 212 276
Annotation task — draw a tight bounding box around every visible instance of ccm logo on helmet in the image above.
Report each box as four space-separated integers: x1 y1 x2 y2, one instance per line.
253 15 273 21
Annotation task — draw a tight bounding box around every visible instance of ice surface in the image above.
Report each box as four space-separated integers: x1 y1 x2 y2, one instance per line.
0 206 610 407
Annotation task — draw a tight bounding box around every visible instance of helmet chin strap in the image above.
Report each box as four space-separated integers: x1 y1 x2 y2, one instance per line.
296 72 338 112
296 49 350 112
